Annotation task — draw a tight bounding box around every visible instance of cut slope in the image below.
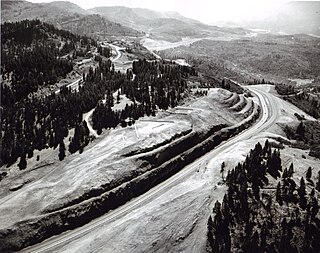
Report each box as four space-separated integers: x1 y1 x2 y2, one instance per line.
15 85 319 253
0 88 260 251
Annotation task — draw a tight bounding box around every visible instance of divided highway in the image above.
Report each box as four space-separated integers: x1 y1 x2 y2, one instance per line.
20 86 279 253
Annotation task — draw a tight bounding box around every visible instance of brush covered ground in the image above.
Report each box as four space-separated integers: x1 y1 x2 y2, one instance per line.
158 34 320 84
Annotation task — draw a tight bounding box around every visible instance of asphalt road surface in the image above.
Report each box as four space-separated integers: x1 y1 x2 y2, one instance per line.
20 85 279 253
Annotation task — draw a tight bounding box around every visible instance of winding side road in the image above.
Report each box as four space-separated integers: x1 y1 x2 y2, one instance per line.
83 44 122 138
20 86 280 253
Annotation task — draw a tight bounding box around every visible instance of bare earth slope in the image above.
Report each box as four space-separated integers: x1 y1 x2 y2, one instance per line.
0 88 258 251
17 85 319 253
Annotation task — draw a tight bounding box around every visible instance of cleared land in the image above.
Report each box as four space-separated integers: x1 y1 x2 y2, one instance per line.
0 88 259 251
17 85 319 253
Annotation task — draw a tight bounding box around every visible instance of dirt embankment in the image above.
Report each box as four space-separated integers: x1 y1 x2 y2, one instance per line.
0 93 261 252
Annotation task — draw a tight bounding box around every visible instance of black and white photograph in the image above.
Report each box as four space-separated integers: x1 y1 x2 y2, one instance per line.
0 0 320 252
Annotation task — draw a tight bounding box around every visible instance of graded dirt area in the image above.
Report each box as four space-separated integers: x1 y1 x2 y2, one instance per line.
0 88 248 251
18 85 319 253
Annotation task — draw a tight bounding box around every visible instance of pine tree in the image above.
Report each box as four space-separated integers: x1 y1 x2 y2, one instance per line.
252 181 260 200
263 139 269 156
207 216 215 252
310 194 319 221
288 163 294 178
117 90 121 104
298 177 307 210
282 168 288 179
220 162 226 180
316 171 320 192
296 121 305 140
267 149 281 179
18 153 27 170
276 182 283 206
306 167 312 180
58 140 66 161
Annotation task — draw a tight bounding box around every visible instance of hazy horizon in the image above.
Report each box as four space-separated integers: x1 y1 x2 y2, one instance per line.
27 0 297 24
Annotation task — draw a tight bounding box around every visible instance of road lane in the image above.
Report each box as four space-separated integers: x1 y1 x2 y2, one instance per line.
20 86 277 253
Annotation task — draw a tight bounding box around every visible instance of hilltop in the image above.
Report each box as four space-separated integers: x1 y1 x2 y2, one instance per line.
240 1 320 36
88 5 246 42
1 0 142 38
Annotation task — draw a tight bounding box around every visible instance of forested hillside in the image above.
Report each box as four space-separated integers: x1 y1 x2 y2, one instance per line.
275 84 320 119
1 20 197 171
207 141 320 252
1 19 96 101
1 1 142 39
92 59 196 133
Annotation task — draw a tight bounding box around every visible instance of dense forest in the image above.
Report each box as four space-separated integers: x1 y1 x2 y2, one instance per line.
275 84 320 119
285 91 320 119
274 83 296 96
0 20 197 170
92 59 197 133
207 140 320 252
284 120 320 159
1 19 96 101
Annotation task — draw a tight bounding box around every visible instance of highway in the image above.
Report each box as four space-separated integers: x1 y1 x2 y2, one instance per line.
20 85 280 253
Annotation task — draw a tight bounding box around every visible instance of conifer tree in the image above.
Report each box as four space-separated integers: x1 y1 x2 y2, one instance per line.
316 171 320 192
298 177 307 210
207 216 215 252
306 167 312 180
288 163 294 178
18 153 27 170
58 140 66 161
296 121 305 140
276 182 283 206
220 162 225 180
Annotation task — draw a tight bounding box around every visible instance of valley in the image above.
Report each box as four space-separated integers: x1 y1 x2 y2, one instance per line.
1 1 320 252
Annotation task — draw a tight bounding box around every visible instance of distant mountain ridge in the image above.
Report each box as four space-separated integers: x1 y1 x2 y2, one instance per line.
88 5 246 41
240 1 320 35
1 1 248 41
45 1 88 15
1 0 142 38
88 6 201 28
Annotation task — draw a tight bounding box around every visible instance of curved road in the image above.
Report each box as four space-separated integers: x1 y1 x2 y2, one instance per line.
108 44 124 62
20 86 279 253
83 44 122 138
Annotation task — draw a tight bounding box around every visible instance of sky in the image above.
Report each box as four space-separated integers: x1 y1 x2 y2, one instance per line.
28 0 296 23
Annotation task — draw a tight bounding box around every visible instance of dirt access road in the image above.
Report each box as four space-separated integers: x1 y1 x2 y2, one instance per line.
83 43 123 138
20 85 280 253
